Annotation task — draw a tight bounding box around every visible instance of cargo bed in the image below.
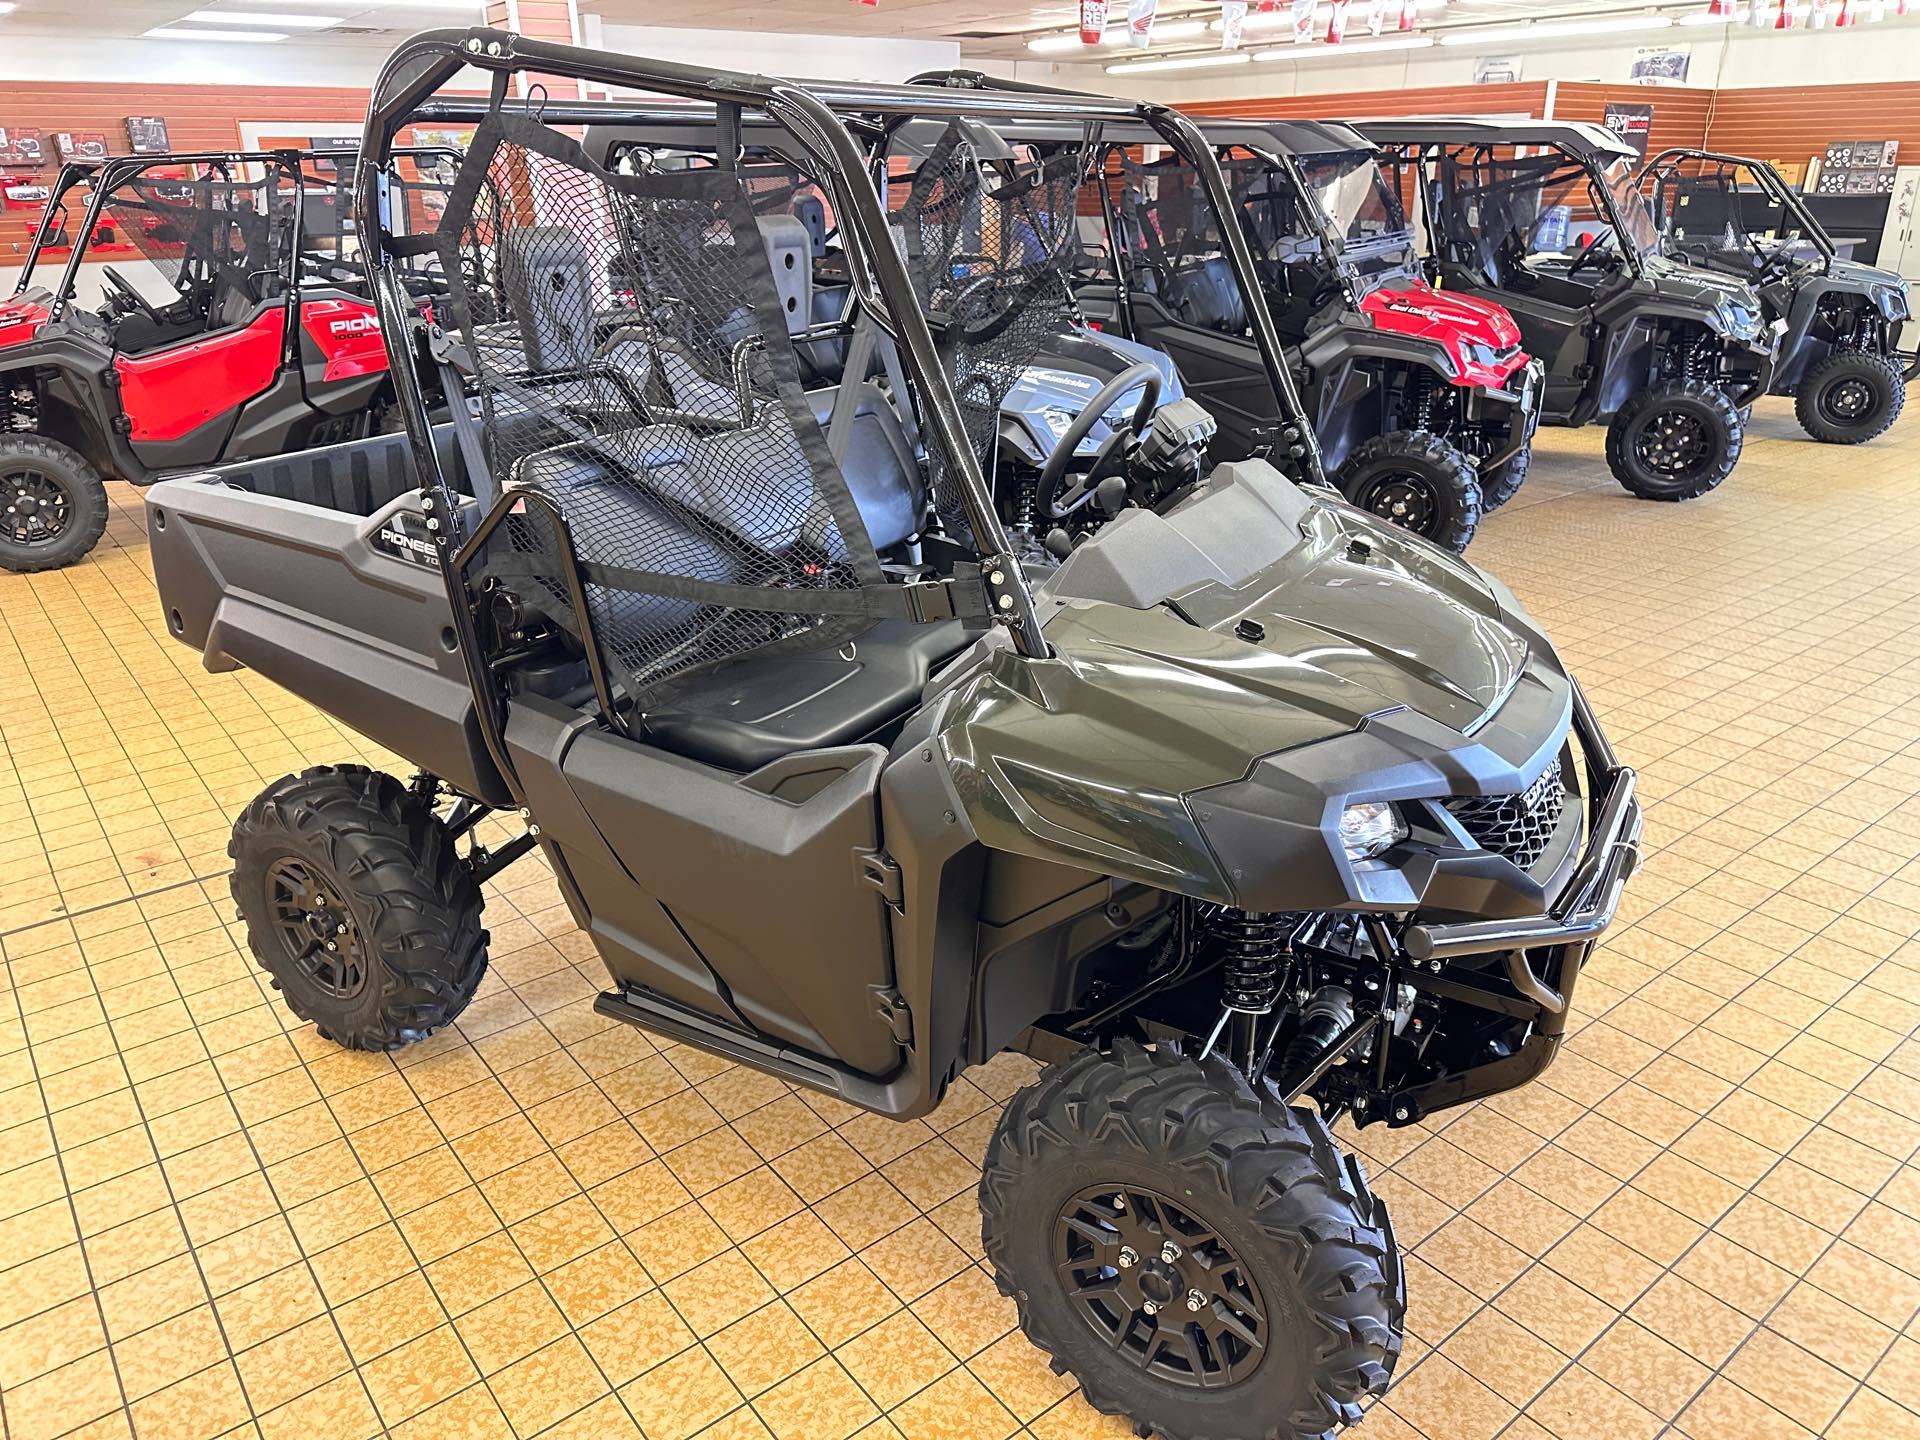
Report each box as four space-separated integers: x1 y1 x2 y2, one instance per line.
146 425 513 805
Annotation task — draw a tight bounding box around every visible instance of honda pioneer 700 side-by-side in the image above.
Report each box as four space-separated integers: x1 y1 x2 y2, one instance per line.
1359 118 1780 502
1640 147 1914 445
1100 116 1542 550
0 150 412 571
145 28 1641 1440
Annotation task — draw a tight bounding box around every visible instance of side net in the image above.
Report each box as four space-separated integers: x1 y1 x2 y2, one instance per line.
888 124 1088 538
435 112 895 710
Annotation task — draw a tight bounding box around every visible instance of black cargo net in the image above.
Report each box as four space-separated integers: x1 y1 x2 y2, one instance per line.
101 171 287 296
436 112 894 708
890 125 1087 537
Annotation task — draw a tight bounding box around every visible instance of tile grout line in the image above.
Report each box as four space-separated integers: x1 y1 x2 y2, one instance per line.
0 870 233 944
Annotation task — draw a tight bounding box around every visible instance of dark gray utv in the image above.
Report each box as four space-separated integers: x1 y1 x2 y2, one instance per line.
144 28 1640 1440
1360 118 1780 502
1641 148 1913 444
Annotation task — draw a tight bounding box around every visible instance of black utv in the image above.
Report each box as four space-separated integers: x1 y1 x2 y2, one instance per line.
1641 147 1913 444
1360 118 1780 502
146 28 1640 1440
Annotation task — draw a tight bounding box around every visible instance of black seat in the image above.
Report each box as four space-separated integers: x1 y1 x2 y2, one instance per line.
1169 258 1248 335
638 618 972 772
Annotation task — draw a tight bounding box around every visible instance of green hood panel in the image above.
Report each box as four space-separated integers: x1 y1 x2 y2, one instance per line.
937 518 1537 898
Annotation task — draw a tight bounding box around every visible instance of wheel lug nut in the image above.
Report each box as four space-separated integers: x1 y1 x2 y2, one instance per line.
1142 1299 1159 1315
1185 1289 1206 1312
1117 1246 1137 1269
1160 1242 1181 1263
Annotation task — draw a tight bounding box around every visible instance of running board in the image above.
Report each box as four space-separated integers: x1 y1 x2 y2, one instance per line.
593 986 916 1115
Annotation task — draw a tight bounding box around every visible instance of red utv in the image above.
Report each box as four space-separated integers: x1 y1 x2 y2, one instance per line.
0 150 408 571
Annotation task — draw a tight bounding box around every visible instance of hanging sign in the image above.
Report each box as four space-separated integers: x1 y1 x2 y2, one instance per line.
1327 0 1350 41
1080 0 1109 45
1601 100 1655 158
1221 0 1249 47
1628 44 1692 83
1367 0 1387 33
1473 54 1522 82
1291 0 1317 41
1127 0 1158 47
1398 0 1418 31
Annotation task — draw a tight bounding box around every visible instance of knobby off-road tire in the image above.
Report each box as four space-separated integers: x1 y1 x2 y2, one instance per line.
0 434 108 573
1479 441 1531 512
230 765 487 1051
980 1042 1404 1440
1605 378 1742 501
1334 429 1481 553
1794 349 1906 444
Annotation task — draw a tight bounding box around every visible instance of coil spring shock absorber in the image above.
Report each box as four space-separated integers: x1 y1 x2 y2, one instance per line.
1202 909 1292 1073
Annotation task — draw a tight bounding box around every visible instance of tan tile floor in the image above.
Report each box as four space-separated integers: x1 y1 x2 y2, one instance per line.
2 397 1919 1440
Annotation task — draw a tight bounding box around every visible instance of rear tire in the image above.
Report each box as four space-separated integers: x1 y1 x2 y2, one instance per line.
0 435 108 573
1479 441 1531 511
1334 430 1481 553
980 1041 1404 1440
1794 349 1905 444
1605 379 1741 501
229 766 487 1051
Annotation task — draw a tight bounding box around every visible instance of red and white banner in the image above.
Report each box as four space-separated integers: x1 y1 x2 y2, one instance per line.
1327 0 1351 40
1080 0 1109 44
1809 0 1830 26
1708 0 1735 15
1367 0 1387 33
1398 0 1417 31
1775 0 1796 28
1836 0 1858 23
1221 0 1249 47
1127 0 1158 47
1292 0 1318 42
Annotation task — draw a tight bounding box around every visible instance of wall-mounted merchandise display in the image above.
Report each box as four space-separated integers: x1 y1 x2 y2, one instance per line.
53 131 108 163
0 126 46 167
124 115 171 154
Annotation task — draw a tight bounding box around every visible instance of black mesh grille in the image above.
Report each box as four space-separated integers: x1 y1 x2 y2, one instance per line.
437 112 894 708
1444 759 1566 869
889 125 1087 538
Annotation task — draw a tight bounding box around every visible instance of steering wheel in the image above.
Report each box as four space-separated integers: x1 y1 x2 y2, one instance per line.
1566 229 1617 279
951 267 1061 346
1034 361 1164 522
101 267 164 324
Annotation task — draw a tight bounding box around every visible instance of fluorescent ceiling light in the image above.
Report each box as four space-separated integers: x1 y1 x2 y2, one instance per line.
145 25 289 40
0 3 16 14
1256 33 1437 56
184 8 341 24
1030 20 1210 52
1107 49 1254 73
1437 13 1674 43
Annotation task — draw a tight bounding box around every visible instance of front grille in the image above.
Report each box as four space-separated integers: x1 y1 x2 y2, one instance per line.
1444 759 1566 869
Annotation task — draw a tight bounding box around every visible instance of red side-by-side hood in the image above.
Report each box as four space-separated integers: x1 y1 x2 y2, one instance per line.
1359 281 1529 389
0 296 52 351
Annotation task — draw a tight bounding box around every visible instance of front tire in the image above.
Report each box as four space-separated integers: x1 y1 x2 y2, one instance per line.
0 435 108 572
1479 441 1532 512
229 766 487 1051
1334 430 1481 553
980 1042 1403 1440
1794 349 1905 444
1605 378 1741 501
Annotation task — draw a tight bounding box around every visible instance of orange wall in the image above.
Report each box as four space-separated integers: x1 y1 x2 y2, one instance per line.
0 81 370 167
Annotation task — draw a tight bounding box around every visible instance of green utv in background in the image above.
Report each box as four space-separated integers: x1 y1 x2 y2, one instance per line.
145 28 1641 1440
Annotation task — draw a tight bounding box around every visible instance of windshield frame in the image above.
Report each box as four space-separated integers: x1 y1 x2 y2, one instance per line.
1640 147 1835 274
1288 145 1417 292
1594 154 1661 266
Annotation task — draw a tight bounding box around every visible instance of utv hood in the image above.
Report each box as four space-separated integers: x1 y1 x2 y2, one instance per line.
1639 255 1767 340
1361 281 1528 385
0 292 52 351
1826 258 1911 320
937 461 1547 898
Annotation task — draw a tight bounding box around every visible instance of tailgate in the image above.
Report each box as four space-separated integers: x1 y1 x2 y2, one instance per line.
147 476 511 805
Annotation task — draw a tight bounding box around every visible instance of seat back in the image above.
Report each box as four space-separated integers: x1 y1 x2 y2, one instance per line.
1169 257 1248 335
501 224 598 373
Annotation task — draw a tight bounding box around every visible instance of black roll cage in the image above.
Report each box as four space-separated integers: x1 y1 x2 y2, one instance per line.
15 145 461 380
1639 147 1836 273
354 29 1329 813
1374 131 1652 284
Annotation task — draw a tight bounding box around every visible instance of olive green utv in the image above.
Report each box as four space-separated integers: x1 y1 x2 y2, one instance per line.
144 28 1641 1440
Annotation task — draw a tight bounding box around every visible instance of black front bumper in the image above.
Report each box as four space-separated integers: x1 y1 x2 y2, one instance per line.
1381 680 1642 1123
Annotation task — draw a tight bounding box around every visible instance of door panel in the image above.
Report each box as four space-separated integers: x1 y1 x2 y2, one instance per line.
1081 285 1279 456
115 306 287 467
561 731 904 1077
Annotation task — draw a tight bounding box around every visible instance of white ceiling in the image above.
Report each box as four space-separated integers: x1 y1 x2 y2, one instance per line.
0 0 487 47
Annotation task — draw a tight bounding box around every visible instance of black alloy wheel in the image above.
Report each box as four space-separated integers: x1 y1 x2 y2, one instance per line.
1332 430 1481 553
0 435 108 572
1053 1182 1268 1390
264 855 368 1000
3 466 70 547
1604 378 1742 501
1795 349 1905 444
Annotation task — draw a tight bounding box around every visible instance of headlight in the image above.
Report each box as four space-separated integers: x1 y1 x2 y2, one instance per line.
1040 407 1079 444
1339 801 1407 860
